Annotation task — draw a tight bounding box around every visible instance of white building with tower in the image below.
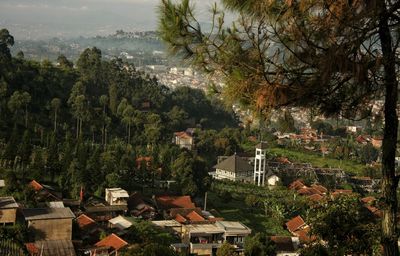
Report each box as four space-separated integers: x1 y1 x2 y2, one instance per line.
254 142 268 186
210 141 280 186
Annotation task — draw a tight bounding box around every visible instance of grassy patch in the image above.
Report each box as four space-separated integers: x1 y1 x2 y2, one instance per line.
269 147 366 175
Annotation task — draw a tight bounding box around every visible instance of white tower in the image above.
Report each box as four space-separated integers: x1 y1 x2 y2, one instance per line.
254 142 267 186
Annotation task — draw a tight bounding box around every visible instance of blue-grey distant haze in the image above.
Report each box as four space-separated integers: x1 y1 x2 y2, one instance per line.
0 0 221 40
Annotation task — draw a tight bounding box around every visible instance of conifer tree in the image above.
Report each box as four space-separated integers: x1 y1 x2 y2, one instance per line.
158 1 400 253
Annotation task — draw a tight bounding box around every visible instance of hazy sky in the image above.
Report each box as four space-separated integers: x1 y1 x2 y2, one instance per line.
0 0 221 40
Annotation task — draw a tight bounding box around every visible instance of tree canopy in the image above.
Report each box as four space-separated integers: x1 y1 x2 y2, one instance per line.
158 0 400 254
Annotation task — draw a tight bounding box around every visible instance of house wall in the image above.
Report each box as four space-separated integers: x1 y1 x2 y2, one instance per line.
28 218 72 240
0 208 17 224
276 252 299 256
176 137 193 150
215 169 252 183
190 247 213 256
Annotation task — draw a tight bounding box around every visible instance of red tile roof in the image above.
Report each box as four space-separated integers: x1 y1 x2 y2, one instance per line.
156 195 196 209
174 131 193 139
186 211 205 222
297 187 320 196
311 184 328 194
332 189 353 198
308 194 324 202
175 214 187 223
361 196 375 204
286 216 306 233
366 205 383 218
293 227 316 243
30 180 43 191
95 233 128 251
288 180 305 190
76 214 96 229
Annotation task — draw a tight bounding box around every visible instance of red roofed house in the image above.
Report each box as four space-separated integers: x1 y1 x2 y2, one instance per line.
173 131 194 150
308 194 324 202
155 195 196 210
331 189 353 199
94 233 128 255
288 180 306 191
285 216 313 245
29 180 62 201
76 214 103 242
310 184 328 194
286 216 306 233
30 180 43 191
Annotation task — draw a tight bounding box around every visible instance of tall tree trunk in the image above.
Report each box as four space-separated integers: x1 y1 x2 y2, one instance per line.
378 2 399 255
76 118 79 139
25 105 28 127
79 119 83 139
104 127 108 148
54 110 57 134
128 122 131 145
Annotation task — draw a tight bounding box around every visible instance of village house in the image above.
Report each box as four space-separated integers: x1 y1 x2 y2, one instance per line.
105 188 129 206
173 131 194 150
108 215 135 231
92 233 128 256
127 192 156 219
178 221 251 255
211 154 254 183
152 219 183 236
76 214 103 242
83 205 128 222
29 180 62 202
0 196 18 225
22 207 75 241
285 215 314 244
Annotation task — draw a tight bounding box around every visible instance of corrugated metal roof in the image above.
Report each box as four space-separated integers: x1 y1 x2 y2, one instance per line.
23 207 75 220
47 201 65 208
26 240 76 256
108 215 133 230
0 197 18 209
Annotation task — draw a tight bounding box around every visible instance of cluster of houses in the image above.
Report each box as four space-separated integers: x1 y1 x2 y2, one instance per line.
0 178 257 256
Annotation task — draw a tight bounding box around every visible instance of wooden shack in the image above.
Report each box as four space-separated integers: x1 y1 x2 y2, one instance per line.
0 197 18 225
22 208 75 241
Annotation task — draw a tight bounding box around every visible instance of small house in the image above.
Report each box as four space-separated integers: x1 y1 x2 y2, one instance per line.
173 131 194 150
93 233 128 256
22 208 75 241
0 196 18 225
212 154 254 183
105 188 129 206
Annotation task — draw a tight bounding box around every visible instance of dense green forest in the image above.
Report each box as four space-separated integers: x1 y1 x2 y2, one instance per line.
0 28 240 202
